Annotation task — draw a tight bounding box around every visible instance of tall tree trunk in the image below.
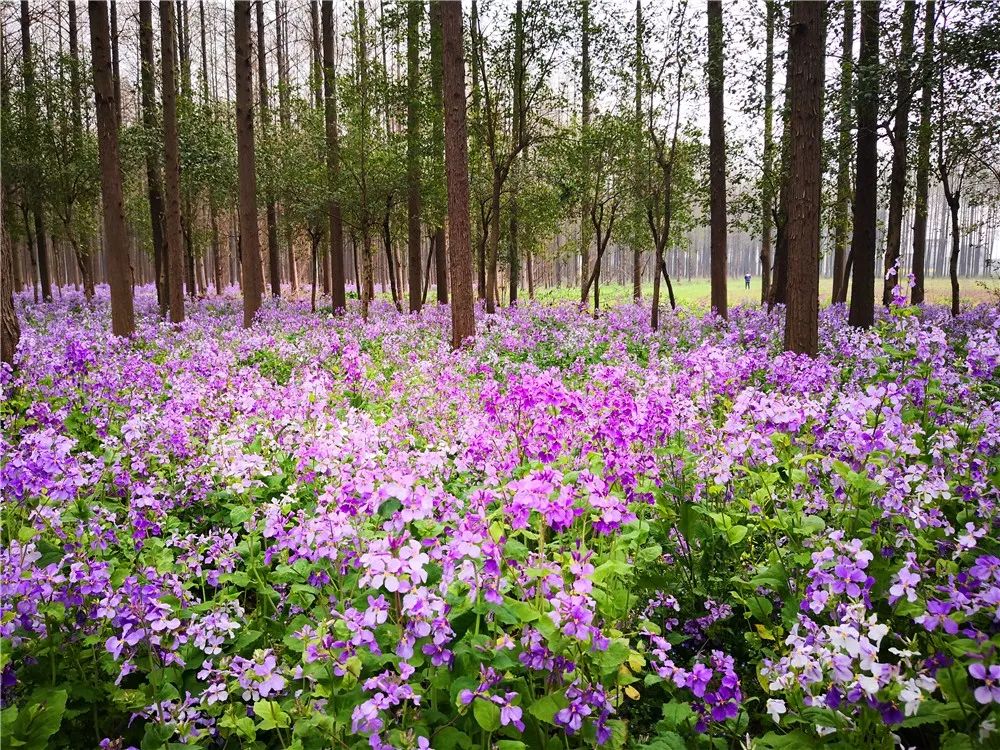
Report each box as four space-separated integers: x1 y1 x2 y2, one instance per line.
707 0 728 318
486 173 501 312
783 1 825 356
760 0 776 305
89 0 135 336
769 72 792 309
21 1 52 302
322 0 347 311
274 0 296 293
441 0 475 348
848 1 879 329
178 2 197 300
199 1 224 297
832 1 855 304
580 0 592 300
235 0 263 327
632 0 643 302
110 1 121 126
944 186 961 316
1 189 19 366
406 0 422 313
469 0 486 301
882 0 916 305
509 1 524 306
430 1 448 304
161 1 185 324
911 1 934 305
69 1 96 301
357 0 374 319
140 1 167 314
256 0 281 297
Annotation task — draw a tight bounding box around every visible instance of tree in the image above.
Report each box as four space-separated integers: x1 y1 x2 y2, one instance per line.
274 0 297 293
140 0 167 315
235 0 263 328
257 0 280 298
882 0 916 305
706 0 727 319
759 1 776 306
429 1 448 304
580 115 631 313
848 1 879 329
406 0 422 313
911 1 935 305
441 0 475 347
322 0 347 312
580 0 592 302
356 0 375 319
831 1 855 304
88 0 135 336
21 1 52 303
1 187 18 366
631 0 644 302
509 0 525 306
782 1 825 356
161 1 186 324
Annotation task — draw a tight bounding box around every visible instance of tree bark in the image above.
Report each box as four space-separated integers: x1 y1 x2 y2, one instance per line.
21 1 52 302
580 0 592 300
882 0 916 305
406 0 422 312
832 1 855 304
110 1 121 127
707 0 728 318
89 0 135 336
140 1 167 314
236 0 263 327
783 1 826 356
322 1 347 312
760 0 776 305
848 1 879 329
69 1 96 302
509 1 524 306
632 0 643 302
274 0 296 293
911 1 934 305
430 1 448 304
1 189 19 366
161 1 186 324
256 0 281 298
441 0 475 348
357 0 374 319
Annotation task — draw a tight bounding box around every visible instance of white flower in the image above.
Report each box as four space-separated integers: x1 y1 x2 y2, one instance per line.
979 719 996 741
766 698 786 724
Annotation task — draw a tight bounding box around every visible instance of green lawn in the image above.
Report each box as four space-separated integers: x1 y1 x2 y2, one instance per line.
530 276 998 310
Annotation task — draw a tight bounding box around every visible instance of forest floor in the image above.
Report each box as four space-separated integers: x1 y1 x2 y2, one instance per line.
2 287 999 749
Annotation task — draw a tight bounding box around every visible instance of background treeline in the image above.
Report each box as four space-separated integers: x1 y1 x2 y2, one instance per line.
1 1 999 353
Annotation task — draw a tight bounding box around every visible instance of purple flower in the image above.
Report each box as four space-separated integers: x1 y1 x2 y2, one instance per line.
970 663 1000 705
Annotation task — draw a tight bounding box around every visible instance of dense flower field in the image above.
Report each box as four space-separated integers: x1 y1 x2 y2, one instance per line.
2 288 999 750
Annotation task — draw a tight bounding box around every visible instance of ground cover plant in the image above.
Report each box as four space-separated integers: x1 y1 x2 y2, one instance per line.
2 287 999 750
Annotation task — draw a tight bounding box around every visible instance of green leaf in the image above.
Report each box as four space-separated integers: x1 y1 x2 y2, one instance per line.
755 730 822 749
496 742 527 750
9 689 67 747
473 698 501 732
638 731 685 750
726 525 749 545
528 693 567 725
254 700 291 730
434 726 473 750
940 732 973 750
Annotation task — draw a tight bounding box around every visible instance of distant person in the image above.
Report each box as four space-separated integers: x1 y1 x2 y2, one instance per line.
744 272 751 290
